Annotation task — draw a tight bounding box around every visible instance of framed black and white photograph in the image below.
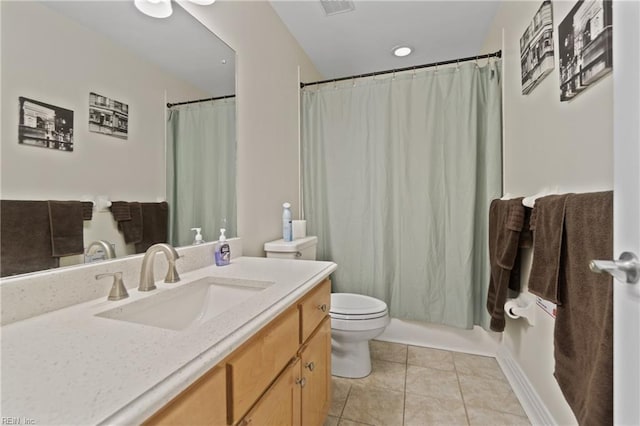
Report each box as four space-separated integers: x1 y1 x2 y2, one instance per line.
89 92 129 139
559 0 613 101
18 97 74 152
520 0 555 95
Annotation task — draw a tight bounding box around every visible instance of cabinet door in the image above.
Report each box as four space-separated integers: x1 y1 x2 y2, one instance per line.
144 365 226 426
300 317 331 426
227 306 299 423
239 358 302 426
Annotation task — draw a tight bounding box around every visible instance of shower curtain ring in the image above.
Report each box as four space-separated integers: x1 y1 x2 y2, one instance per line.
475 56 479 68
392 69 396 80
412 67 416 78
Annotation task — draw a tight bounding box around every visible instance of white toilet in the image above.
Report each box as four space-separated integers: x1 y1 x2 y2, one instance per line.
330 293 390 378
264 236 390 378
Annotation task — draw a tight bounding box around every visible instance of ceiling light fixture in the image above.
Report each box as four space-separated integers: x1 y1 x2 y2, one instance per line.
188 0 217 5
134 0 173 19
393 46 413 57
134 0 216 19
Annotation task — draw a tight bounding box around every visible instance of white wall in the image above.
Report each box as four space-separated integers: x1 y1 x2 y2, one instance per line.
1 2 207 259
180 0 323 256
482 1 613 424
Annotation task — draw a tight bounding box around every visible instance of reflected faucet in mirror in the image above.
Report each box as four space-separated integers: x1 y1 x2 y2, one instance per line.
85 240 116 262
139 243 181 292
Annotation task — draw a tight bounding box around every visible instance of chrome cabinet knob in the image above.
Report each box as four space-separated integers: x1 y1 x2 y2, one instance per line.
318 304 328 312
305 361 315 371
296 377 307 388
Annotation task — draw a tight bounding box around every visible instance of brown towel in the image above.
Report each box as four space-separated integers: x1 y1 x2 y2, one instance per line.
110 201 131 221
0 200 59 277
117 202 143 244
81 201 94 220
134 202 169 253
486 198 525 332
47 201 85 257
554 191 613 426
528 194 570 304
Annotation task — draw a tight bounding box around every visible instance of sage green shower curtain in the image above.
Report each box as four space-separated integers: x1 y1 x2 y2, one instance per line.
302 61 502 329
167 98 236 247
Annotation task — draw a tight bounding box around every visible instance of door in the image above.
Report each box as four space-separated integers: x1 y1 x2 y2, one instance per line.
613 2 640 424
239 358 302 426
300 317 331 426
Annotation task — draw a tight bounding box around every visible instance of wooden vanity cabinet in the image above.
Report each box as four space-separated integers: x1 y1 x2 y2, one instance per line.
145 278 332 426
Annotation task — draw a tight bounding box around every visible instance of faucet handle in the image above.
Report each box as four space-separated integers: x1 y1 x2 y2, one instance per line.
95 272 129 301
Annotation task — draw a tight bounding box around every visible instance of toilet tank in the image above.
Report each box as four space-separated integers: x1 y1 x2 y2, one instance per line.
264 236 318 260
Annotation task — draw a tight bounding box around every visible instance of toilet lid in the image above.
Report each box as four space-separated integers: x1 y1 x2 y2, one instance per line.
330 293 388 320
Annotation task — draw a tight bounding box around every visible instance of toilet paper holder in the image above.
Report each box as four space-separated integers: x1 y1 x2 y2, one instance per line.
504 295 536 326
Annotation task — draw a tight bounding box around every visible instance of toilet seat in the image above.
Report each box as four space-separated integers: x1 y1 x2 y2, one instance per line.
330 293 388 320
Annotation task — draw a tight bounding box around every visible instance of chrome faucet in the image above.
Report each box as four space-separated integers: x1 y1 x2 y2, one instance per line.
85 240 116 260
139 243 181 291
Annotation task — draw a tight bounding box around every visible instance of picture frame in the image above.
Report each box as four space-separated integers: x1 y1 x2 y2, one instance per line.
89 92 129 139
18 97 74 152
520 0 555 95
558 0 613 101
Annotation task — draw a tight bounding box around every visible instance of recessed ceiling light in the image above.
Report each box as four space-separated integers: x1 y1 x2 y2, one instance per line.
393 46 412 57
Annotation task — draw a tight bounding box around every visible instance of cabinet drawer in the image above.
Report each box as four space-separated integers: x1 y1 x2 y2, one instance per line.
227 306 299 424
298 279 331 343
144 365 226 426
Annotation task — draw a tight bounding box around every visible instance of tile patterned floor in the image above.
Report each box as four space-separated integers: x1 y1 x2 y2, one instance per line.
325 341 531 426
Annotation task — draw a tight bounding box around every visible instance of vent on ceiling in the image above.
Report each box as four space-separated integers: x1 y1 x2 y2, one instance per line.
320 0 355 16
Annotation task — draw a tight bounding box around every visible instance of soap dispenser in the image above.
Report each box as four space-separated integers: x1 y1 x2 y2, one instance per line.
191 227 204 245
215 228 230 266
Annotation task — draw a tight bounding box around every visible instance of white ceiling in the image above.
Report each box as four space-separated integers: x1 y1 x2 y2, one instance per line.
269 0 501 81
42 1 235 97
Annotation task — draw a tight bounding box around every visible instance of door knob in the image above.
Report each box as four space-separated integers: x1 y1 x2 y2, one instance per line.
590 251 640 284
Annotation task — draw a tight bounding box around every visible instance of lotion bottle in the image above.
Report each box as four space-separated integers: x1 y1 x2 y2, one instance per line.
214 228 230 266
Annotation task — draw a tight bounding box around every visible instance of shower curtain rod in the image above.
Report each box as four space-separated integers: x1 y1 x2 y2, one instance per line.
300 50 502 88
166 93 235 108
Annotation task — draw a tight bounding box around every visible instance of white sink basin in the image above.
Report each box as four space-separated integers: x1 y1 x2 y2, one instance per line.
96 277 273 331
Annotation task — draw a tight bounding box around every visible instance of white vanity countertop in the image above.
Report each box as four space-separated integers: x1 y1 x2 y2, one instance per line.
0 257 337 425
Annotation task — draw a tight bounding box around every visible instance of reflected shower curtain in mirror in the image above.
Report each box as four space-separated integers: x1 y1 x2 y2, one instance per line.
167 99 236 247
302 61 502 329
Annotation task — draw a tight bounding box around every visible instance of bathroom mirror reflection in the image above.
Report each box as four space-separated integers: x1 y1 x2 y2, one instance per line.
0 1 236 277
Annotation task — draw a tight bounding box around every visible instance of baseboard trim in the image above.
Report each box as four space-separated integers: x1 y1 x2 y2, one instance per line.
496 346 557 426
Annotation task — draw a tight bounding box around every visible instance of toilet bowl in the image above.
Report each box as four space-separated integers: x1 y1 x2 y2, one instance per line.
330 293 390 378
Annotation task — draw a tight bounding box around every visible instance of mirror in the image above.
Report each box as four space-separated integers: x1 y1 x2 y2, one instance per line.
0 1 236 277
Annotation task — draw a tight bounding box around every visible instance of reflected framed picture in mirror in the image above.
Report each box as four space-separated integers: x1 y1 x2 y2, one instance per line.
89 92 129 139
18 96 74 152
